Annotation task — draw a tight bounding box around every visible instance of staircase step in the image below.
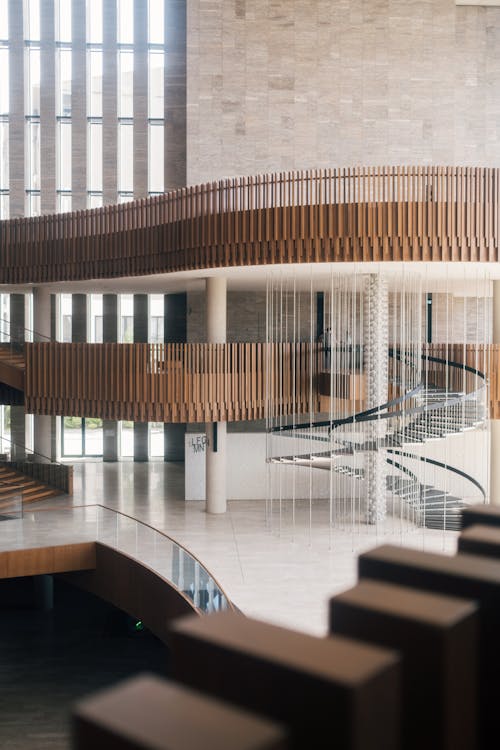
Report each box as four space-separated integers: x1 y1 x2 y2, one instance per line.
0 464 65 506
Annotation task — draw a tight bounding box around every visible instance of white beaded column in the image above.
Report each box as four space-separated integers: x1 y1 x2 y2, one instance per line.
205 276 227 514
364 274 389 524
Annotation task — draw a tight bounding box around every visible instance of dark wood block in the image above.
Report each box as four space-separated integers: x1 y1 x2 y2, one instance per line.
458 524 500 559
461 504 500 530
329 579 478 750
167 610 401 750
358 543 500 749
72 673 289 750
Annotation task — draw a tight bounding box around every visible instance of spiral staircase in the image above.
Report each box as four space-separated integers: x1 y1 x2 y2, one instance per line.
269 348 487 531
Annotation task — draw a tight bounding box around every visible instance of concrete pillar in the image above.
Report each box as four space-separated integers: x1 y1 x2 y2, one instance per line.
32 287 53 459
364 275 389 524
206 277 227 343
8 0 24 218
134 294 149 462
206 420 227 514
164 0 186 191
103 0 118 206
10 294 25 345
490 282 500 505
103 294 119 462
164 293 187 462
40 0 56 214
33 288 51 341
33 574 54 611
9 294 25 457
205 277 227 514
133 294 148 343
72 294 87 343
72 0 87 210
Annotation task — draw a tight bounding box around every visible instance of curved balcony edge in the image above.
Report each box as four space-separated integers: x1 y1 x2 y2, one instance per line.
1 166 499 285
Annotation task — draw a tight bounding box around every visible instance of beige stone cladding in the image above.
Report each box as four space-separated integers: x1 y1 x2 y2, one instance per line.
187 0 500 184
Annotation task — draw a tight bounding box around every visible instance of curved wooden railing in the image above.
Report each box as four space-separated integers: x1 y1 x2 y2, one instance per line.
21 341 500 423
1 166 498 284
24 342 320 423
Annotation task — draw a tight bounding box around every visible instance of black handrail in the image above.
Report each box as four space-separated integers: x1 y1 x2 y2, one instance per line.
386 448 486 500
385 457 420 491
271 349 485 434
0 317 52 343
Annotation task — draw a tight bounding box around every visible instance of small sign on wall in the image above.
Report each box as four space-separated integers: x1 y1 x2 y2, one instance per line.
185 433 207 501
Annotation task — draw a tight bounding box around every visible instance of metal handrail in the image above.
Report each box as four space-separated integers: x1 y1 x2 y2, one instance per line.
271 349 486 434
0 316 52 343
386 448 486 500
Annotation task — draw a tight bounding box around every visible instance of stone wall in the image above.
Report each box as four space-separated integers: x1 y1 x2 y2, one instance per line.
187 0 500 184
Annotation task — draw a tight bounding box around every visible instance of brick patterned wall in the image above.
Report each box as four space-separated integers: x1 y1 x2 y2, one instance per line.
187 0 500 184
187 290 315 343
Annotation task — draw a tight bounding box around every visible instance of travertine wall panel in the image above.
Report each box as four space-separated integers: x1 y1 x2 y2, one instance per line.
187 0 500 184
8 0 24 218
72 0 87 210
40 0 56 214
187 290 313 343
103 0 118 206
134 0 148 198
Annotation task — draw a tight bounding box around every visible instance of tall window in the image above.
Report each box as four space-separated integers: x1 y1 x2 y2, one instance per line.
56 0 72 43
150 295 164 342
25 0 41 42
118 121 133 193
60 293 72 342
117 0 134 45
0 0 8 41
87 0 103 45
147 0 164 195
89 294 103 342
58 120 71 191
57 47 72 117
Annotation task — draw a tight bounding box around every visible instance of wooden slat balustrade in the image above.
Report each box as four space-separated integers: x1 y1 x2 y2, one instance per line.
24 342 320 423
486 344 500 419
1 167 498 284
23 341 500 422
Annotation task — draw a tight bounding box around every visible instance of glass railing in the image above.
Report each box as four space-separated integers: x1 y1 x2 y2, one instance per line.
0 316 52 345
0 435 73 495
18 504 234 615
0 482 23 520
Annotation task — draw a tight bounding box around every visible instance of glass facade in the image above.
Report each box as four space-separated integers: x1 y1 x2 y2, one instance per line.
0 2 175 461
0 0 168 216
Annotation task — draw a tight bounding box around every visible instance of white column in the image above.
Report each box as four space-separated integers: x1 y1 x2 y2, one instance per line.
206 276 227 342
205 276 227 514
490 282 500 504
33 287 53 460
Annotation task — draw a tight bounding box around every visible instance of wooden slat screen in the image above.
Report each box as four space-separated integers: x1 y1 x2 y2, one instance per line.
24 343 320 423
1 167 498 284
486 344 500 420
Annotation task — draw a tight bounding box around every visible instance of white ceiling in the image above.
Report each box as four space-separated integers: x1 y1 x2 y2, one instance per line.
1 260 498 295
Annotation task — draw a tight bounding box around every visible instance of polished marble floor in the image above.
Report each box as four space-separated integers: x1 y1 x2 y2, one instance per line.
6 460 459 637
